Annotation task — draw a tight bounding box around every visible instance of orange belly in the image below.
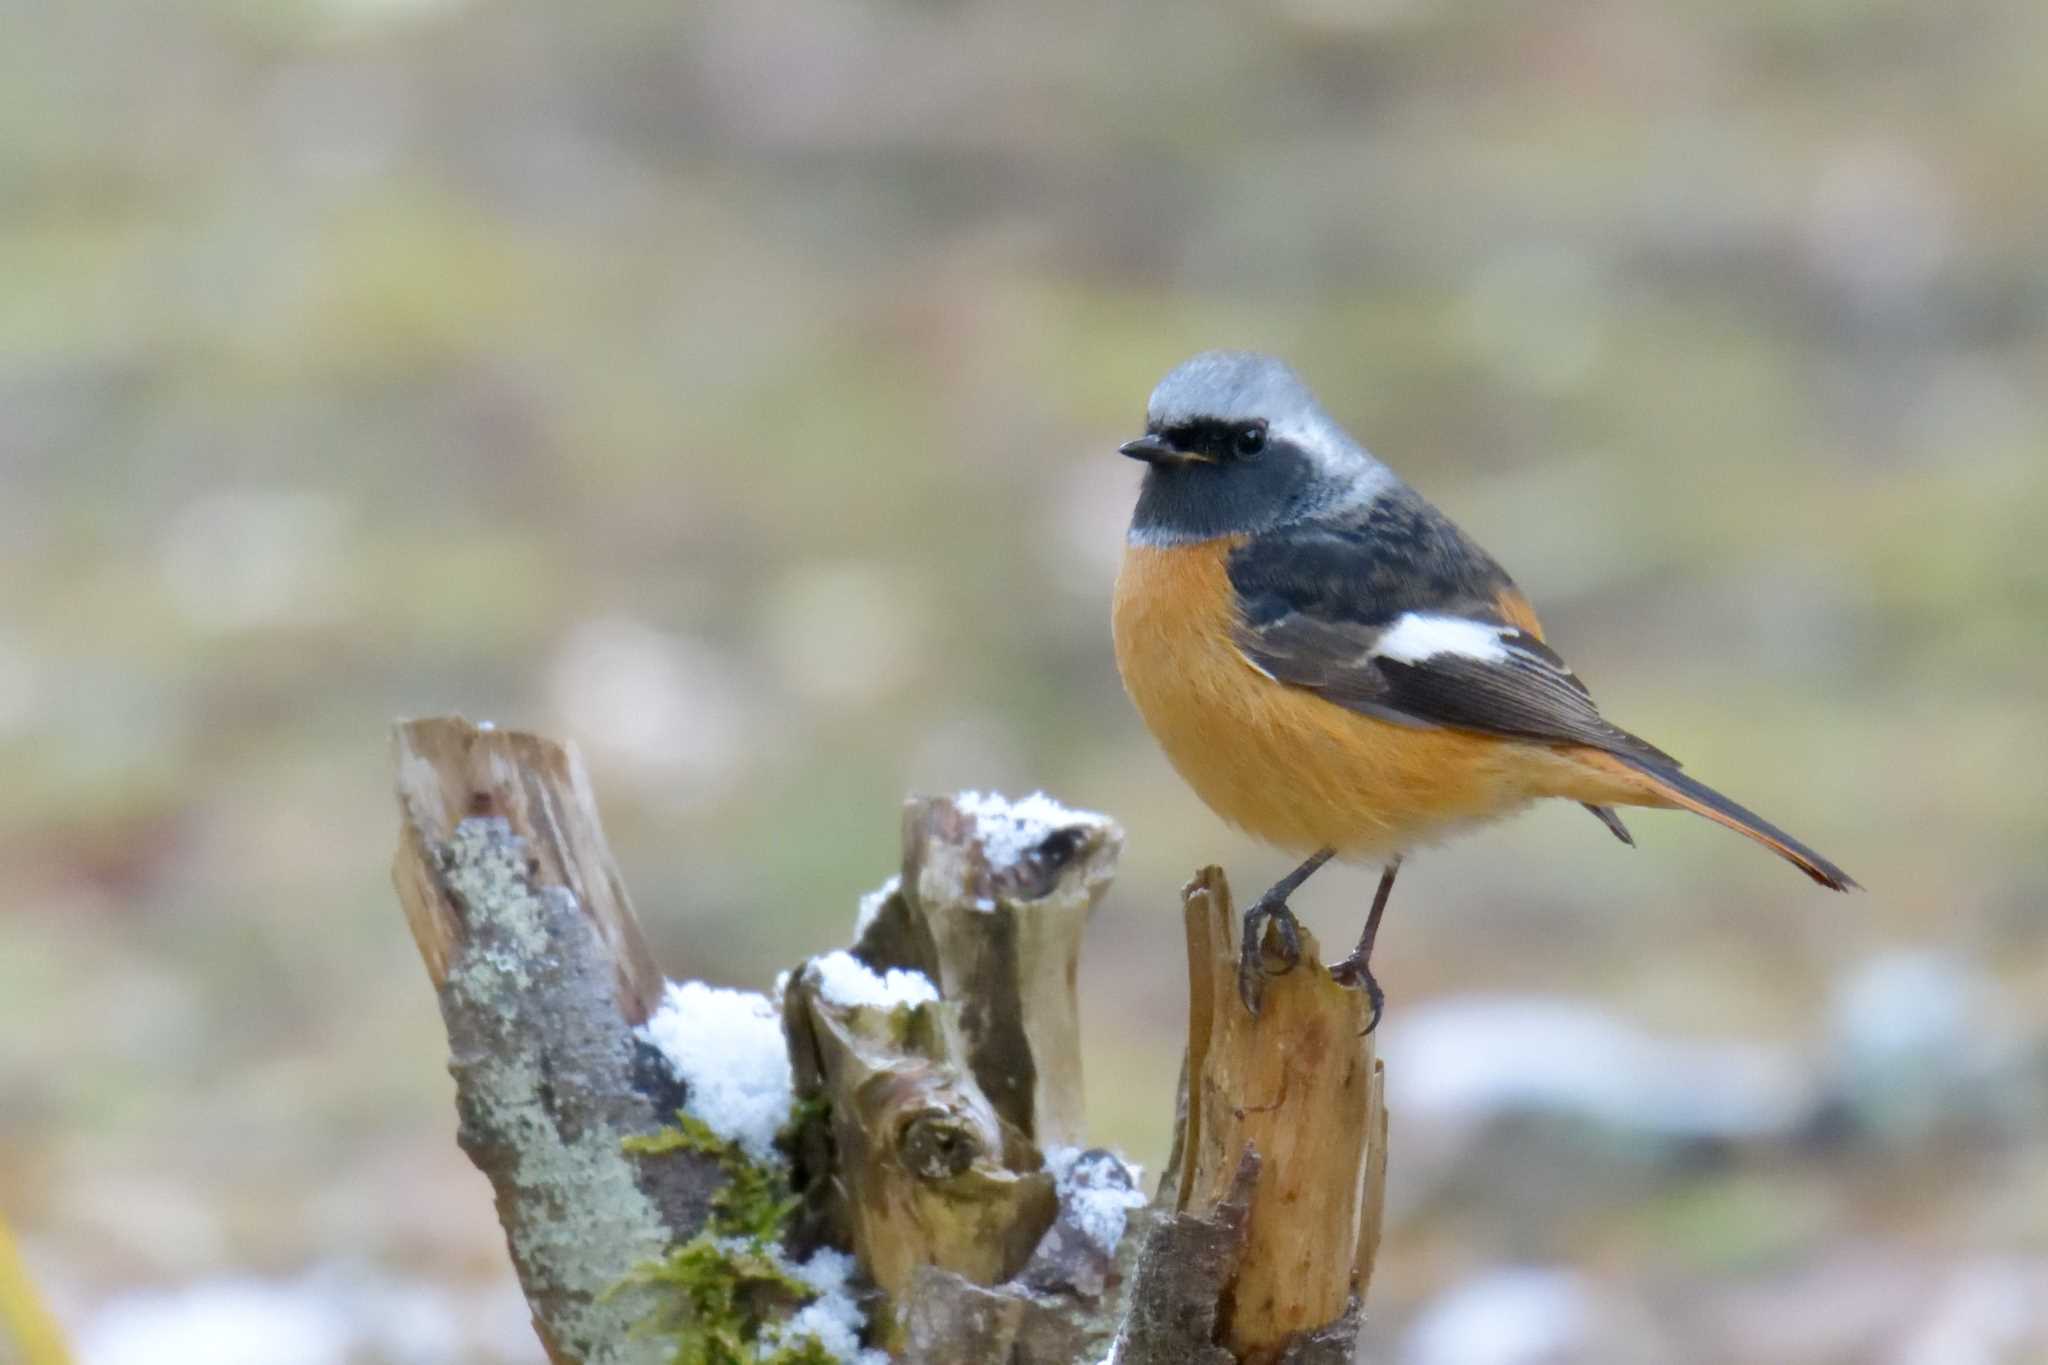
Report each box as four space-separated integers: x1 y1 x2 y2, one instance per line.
1111 538 1601 857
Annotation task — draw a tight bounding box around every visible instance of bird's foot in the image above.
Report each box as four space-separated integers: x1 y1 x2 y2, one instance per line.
1237 893 1303 1017
1328 951 1385 1035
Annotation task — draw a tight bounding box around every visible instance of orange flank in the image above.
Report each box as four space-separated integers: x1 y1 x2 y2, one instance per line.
1113 539 1596 858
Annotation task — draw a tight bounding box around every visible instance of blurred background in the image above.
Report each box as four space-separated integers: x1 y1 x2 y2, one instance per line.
4 1 2046 1361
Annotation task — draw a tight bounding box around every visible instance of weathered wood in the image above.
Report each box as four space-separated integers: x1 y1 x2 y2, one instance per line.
394 720 1390 1365
1120 867 1388 1365
1112 1149 1259 1365
391 717 721 1365
868 795 1121 1148
793 793 1136 1359
783 960 1058 1310
394 718 661 1021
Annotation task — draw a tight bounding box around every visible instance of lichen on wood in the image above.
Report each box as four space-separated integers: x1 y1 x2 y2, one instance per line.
392 718 724 1365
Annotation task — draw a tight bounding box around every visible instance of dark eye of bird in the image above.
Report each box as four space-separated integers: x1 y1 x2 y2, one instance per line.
1233 422 1267 458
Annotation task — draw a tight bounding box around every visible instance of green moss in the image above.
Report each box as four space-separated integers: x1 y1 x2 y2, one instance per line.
782 1094 831 1140
620 1113 859 1365
763 1340 842 1365
624 1114 802 1243
624 1236 812 1365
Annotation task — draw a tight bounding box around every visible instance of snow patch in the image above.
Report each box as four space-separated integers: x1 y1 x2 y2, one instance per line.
1401 1267 1597 1365
637 980 793 1161
1381 995 1811 1142
760 1246 891 1365
853 873 901 936
76 1264 532 1365
807 950 939 1011
953 790 1105 874
1046 1146 1148 1257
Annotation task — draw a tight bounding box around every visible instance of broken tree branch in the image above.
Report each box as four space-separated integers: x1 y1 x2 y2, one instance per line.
392 718 724 1365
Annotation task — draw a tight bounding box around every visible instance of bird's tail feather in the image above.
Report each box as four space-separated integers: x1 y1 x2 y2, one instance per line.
1588 751 1859 891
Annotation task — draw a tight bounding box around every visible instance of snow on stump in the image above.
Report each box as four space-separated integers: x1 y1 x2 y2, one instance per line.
390 717 1390 1365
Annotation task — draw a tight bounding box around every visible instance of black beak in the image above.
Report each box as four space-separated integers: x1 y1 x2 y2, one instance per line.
1120 433 1183 465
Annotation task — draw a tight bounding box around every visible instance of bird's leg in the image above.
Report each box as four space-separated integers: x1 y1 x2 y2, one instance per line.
1329 858 1401 1033
1238 847 1336 1016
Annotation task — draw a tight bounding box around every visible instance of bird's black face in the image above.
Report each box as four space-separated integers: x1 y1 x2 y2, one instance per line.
1121 417 1269 466
1123 416 1321 544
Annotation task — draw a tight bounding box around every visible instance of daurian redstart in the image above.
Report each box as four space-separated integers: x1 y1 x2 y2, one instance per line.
1111 351 1856 1024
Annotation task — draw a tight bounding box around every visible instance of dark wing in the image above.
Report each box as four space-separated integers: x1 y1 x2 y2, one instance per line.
1227 501 1674 766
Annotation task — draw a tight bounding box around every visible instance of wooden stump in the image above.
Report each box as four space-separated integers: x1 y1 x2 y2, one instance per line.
390 718 1389 1364
1115 867 1388 1365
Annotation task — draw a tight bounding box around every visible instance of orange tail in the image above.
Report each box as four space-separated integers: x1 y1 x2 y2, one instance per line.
1578 750 1859 891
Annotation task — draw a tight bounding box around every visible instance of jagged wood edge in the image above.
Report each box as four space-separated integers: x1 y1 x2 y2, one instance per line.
1116 866 1388 1365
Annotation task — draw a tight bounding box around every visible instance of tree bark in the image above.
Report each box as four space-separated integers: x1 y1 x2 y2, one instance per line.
391 718 723 1365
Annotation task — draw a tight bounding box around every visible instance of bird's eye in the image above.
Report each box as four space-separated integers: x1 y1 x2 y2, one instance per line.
1233 422 1267 457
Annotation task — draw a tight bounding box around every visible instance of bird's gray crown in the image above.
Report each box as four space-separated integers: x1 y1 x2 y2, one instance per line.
1145 350 1323 431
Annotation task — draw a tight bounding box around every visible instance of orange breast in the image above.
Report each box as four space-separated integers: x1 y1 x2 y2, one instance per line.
1111 538 1582 857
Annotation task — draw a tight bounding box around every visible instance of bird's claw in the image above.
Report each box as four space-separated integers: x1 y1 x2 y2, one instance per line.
1237 895 1303 1017
1329 953 1386 1035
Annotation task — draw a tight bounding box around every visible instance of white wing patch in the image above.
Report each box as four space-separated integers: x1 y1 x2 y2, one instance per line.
1372 614 1511 665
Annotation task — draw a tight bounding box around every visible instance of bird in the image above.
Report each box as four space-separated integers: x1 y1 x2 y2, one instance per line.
1109 350 1857 1025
